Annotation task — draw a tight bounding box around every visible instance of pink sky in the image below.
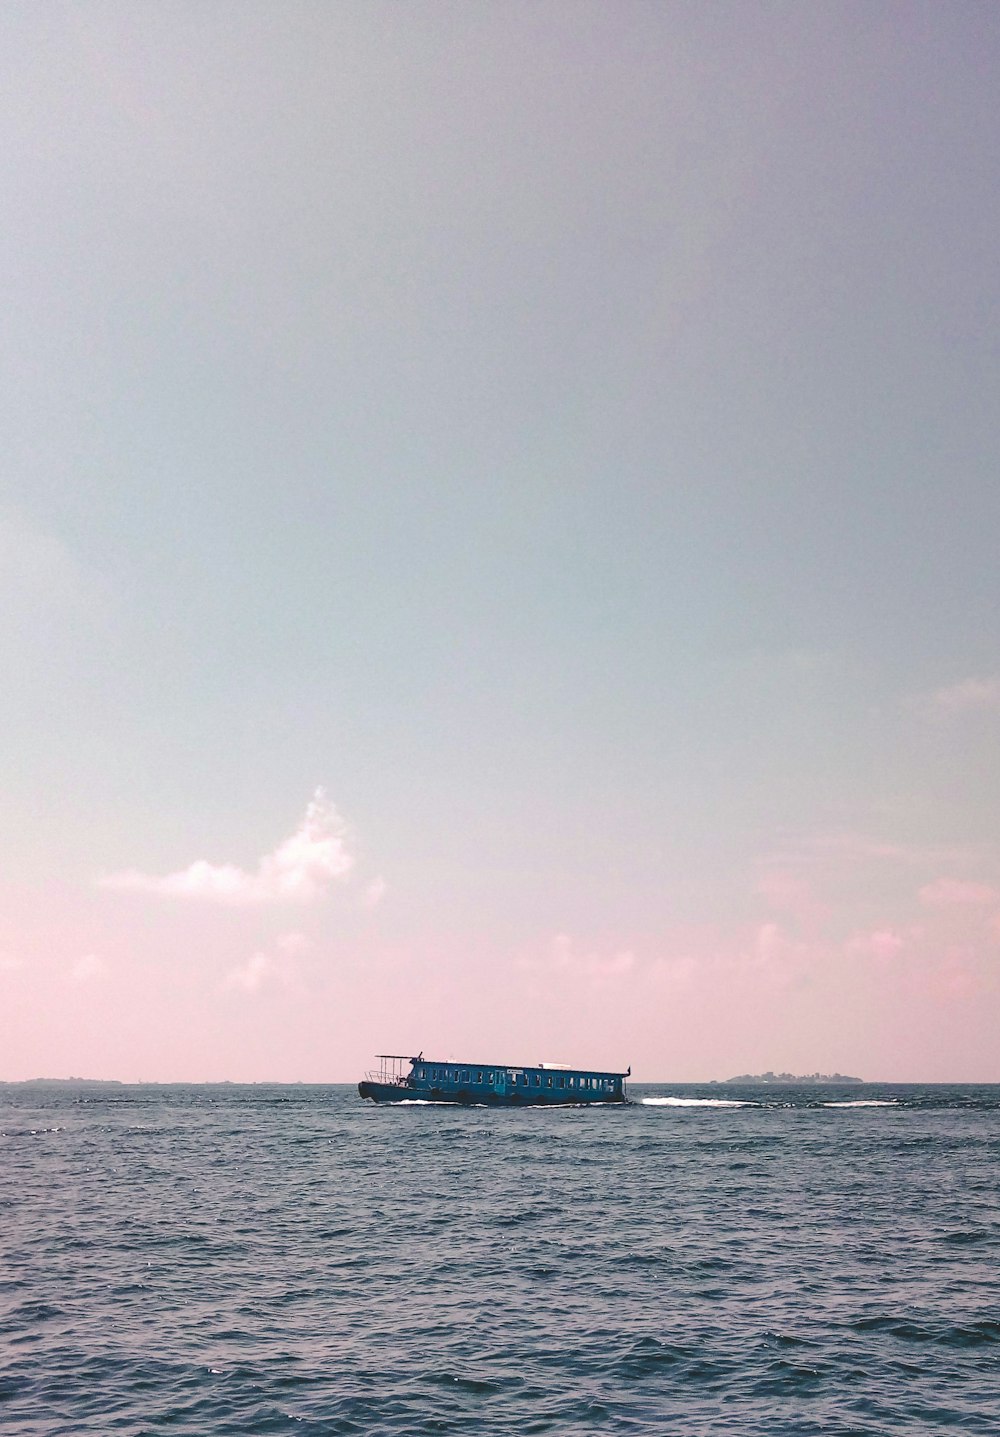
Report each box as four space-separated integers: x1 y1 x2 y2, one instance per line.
2 7 999 1082
2 793 998 1082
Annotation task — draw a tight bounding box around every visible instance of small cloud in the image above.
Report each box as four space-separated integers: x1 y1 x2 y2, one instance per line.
520 933 636 986
755 869 830 926
591 949 636 981
924 676 1000 718
222 931 312 994
222 931 312 995
0 952 24 974
935 947 979 998
919 878 1000 907
70 953 107 983
646 954 699 991
362 875 387 910
0 511 88 606
222 951 282 994
738 922 814 988
769 830 978 870
753 921 784 962
274 929 311 957
101 791 355 905
846 928 906 963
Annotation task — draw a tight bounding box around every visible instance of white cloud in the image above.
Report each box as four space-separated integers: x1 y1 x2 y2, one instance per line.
222 951 283 993
70 953 108 983
101 791 355 905
924 676 1000 718
846 928 906 962
0 511 84 600
0 952 25 974
361 875 387 909
222 931 311 993
274 930 311 957
919 878 1000 907
521 932 636 986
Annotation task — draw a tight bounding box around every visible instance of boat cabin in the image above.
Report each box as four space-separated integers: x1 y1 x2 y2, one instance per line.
360 1053 629 1105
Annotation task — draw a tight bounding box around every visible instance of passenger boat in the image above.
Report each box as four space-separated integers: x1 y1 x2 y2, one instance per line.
358 1053 630 1106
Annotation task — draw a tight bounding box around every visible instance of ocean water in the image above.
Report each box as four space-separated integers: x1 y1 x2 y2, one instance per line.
1 1084 998 1435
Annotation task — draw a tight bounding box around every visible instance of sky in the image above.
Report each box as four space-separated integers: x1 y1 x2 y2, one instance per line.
1 2 999 1082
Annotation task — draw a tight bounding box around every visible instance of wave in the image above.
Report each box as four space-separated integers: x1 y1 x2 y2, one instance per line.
641 1097 756 1108
0 1126 66 1137
822 1100 899 1108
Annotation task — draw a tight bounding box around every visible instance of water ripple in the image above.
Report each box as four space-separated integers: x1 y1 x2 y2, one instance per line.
0 1082 998 1434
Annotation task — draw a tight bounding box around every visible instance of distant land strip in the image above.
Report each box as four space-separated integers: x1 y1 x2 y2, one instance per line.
719 1071 863 1084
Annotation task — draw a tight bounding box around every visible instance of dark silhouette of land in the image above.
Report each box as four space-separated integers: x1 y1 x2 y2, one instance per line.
721 1071 863 1084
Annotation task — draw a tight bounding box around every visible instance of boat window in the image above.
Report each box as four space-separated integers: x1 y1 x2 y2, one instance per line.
476 1071 483 1082
558 1076 564 1087
417 1068 425 1078
547 1075 553 1087
461 1070 468 1082
568 1076 575 1086
533 1074 540 1086
521 1073 528 1085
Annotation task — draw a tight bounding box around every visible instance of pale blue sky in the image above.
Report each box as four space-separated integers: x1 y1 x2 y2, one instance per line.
1 3 998 1078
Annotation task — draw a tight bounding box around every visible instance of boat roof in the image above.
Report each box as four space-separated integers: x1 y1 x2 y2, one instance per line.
397 1055 629 1078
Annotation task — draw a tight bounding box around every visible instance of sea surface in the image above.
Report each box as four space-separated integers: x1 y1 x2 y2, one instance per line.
1 1082 999 1435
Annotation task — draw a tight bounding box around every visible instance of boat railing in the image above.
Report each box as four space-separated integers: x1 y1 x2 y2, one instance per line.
365 1054 415 1087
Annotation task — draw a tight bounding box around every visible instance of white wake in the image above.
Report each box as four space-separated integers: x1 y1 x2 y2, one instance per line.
822 1100 898 1108
641 1096 755 1108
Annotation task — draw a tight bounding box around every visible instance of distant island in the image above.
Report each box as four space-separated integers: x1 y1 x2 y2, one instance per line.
719 1071 863 1085
2 1078 125 1087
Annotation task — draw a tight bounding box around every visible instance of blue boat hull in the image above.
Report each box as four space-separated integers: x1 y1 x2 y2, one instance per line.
358 1080 627 1107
